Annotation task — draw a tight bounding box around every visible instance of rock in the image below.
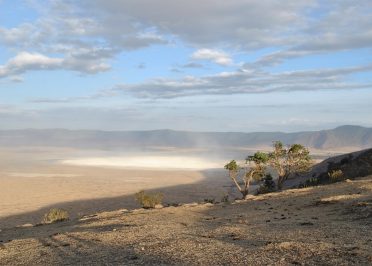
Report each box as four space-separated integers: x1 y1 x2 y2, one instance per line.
79 214 98 221
299 222 314 226
167 203 180 207
132 208 145 213
119 208 129 213
204 203 214 207
183 202 198 207
244 195 255 200
345 179 352 182
17 223 33 228
128 255 139 260
154 204 164 209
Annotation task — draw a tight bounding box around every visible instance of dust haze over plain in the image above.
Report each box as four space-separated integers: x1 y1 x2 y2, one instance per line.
1 125 371 169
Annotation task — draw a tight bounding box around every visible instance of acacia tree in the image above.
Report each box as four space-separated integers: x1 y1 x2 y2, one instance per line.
224 152 268 199
268 141 312 190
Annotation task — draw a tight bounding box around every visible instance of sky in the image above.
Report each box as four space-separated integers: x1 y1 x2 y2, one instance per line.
0 0 371 132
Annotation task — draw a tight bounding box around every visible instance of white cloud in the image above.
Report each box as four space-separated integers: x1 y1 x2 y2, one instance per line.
85 0 312 48
0 52 63 78
0 0 371 79
8 52 63 68
114 64 372 99
191 49 232 66
9 76 24 83
0 51 111 79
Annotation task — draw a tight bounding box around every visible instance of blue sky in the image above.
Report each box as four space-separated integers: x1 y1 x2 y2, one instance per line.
0 0 371 132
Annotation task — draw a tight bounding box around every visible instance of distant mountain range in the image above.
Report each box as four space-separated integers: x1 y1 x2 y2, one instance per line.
0 125 371 151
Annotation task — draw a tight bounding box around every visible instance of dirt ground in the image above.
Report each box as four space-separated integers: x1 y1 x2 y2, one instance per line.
1 175 371 265
0 147 236 228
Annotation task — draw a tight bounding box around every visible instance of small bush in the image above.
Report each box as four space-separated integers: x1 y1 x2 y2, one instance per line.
204 198 215 204
299 177 320 188
328 170 344 182
256 174 276 194
221 193 229 203
43 208 69 223
135 190 164 209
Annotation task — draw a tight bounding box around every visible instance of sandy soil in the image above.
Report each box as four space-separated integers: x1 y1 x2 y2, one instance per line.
0 146 352 229
0 148 236 228
0 175 371 265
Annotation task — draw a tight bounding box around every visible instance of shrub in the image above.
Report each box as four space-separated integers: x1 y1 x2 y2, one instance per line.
43 208 69 223
225 153 268 199
256 174 276 194
328 170 344 182
221 193 229 203
204 198 215 204
299 177 320 188
135 190 164 209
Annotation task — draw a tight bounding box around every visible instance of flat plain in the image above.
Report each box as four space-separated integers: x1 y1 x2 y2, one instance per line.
0 147 233 228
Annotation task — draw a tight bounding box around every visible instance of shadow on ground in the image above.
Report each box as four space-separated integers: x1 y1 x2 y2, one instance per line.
1 176 371 265
0 169 243 228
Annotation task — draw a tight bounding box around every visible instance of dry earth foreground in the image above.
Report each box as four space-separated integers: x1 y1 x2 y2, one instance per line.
0 176 371 265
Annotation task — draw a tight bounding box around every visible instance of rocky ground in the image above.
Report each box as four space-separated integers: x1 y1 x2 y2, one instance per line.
1 176 371 265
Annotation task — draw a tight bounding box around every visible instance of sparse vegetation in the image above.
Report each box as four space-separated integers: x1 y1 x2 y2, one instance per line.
225 152 268 199
328 169 344 182
225 141 312 194
221 193 229 203
268 141 312 189
298 169 347 188
42 208 69 223
135 190 164 209
298 177 320 188
204 198 215 204
256 174 276 194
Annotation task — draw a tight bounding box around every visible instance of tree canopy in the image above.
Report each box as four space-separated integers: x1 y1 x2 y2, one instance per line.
225 141 312 196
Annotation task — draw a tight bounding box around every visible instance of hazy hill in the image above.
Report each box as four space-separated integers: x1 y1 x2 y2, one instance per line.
0 125 371 151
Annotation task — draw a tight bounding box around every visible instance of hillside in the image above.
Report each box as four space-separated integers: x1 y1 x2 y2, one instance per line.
1 175 371 265
0 125 371 151
286 148 372 188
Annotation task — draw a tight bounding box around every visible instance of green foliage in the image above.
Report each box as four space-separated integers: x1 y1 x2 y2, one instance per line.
268 141 312 189
224 160 239 171
245 151 268 182
246 151 269 164
328 170 344 182
225 141 312 196
43 208 69 223
256 174 276 194
135 190 164 209
224 155 268 198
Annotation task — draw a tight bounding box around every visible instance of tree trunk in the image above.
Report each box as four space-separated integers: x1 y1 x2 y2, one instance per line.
277 173 289 190
241 190 248 199
277 175 285 190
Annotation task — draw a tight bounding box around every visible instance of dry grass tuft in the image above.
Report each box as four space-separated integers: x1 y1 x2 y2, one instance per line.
135 190 164 209
43 208 69 223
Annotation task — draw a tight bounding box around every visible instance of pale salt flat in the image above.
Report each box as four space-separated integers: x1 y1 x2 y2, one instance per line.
60 156 222 170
